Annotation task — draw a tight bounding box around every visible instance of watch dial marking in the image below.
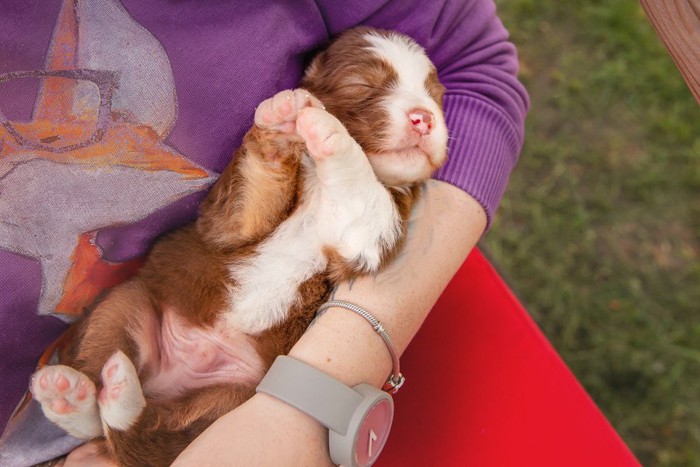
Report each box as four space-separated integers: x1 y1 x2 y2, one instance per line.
368 428 378 457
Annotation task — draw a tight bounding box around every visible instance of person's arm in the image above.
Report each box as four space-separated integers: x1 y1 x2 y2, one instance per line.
174 180 485 466
317 0 530 228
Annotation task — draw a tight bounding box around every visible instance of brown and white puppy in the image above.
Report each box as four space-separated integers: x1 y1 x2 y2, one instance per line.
30 27 447 466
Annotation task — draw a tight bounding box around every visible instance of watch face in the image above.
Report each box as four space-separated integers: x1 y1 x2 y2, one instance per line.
355 398 392 465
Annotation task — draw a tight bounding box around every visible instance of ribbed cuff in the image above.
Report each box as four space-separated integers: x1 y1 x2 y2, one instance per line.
434 94 524 230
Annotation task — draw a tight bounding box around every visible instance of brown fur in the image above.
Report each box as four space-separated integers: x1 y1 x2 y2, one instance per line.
302 29 400 155
52 27 446 466
62 125 317 466
302 27 445 152
197 128 306 250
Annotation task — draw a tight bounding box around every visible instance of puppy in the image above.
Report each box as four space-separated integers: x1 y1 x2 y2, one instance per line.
31 26 448 466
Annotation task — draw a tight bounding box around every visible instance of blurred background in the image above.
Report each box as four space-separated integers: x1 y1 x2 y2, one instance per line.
485 0 700 464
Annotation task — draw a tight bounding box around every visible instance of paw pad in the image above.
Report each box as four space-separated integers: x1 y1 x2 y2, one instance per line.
31 365 96 416
97 351 146 430
255 89 323 133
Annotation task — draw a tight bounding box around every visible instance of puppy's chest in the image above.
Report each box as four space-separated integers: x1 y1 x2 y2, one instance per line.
220 155 403 334
222 165 339 331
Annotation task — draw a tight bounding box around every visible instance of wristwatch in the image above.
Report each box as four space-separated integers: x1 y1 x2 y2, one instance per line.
256 356 394 467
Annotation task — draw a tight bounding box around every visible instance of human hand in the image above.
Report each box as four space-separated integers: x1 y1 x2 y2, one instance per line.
56 441 116 467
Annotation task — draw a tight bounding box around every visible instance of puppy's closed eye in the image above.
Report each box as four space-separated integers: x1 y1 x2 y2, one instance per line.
303 28 447 186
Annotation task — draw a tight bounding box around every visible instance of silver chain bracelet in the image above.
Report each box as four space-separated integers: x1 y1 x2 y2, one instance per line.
316 300 405 394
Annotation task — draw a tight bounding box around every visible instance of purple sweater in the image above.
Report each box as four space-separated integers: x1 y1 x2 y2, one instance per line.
0 0 527 460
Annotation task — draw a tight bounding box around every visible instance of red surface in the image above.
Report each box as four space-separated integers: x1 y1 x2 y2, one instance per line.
379 248 640 466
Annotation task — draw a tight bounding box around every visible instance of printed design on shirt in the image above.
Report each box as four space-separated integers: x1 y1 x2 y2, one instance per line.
0 0 215 320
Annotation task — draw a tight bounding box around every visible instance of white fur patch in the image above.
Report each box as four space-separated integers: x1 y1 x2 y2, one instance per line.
225 168 328 334
311 133 401 271
364 31 449 178
225 110 401 334
364 32 434 91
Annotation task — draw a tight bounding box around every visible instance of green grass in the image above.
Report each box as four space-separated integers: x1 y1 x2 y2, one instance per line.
485 0 700 464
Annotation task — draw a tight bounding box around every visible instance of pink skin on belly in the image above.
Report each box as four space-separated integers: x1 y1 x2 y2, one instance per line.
138 307 265 397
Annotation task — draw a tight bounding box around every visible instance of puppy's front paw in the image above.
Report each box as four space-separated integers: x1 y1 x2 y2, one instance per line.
255 89 323 134
296 107 353 160
97 351 145 431
31 365 102 438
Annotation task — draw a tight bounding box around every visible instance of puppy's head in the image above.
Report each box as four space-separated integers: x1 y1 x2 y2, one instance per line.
301 27 448 186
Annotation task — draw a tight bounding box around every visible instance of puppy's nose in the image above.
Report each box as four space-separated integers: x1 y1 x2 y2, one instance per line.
408 109 434 135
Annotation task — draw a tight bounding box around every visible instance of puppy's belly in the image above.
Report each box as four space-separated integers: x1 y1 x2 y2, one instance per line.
138 307 265 397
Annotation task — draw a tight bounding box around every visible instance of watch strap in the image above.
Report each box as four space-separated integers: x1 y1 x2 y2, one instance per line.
256 355 363 435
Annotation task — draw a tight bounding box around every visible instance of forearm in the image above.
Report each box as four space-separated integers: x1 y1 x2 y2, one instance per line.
174 180 486 465
289 180 485 387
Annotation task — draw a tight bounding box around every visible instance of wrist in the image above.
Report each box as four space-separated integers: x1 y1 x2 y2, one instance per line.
252 390 328 432
257 356 395 467
288 299 393 389
315 300 404 393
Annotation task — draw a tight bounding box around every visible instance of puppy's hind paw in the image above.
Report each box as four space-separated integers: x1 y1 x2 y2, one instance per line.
98 351 146 431
31 365 102 438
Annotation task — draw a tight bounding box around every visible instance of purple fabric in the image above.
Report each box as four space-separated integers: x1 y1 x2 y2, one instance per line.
0 0 528 459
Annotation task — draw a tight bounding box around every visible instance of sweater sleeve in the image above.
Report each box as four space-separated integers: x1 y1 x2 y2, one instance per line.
314 0 530 228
